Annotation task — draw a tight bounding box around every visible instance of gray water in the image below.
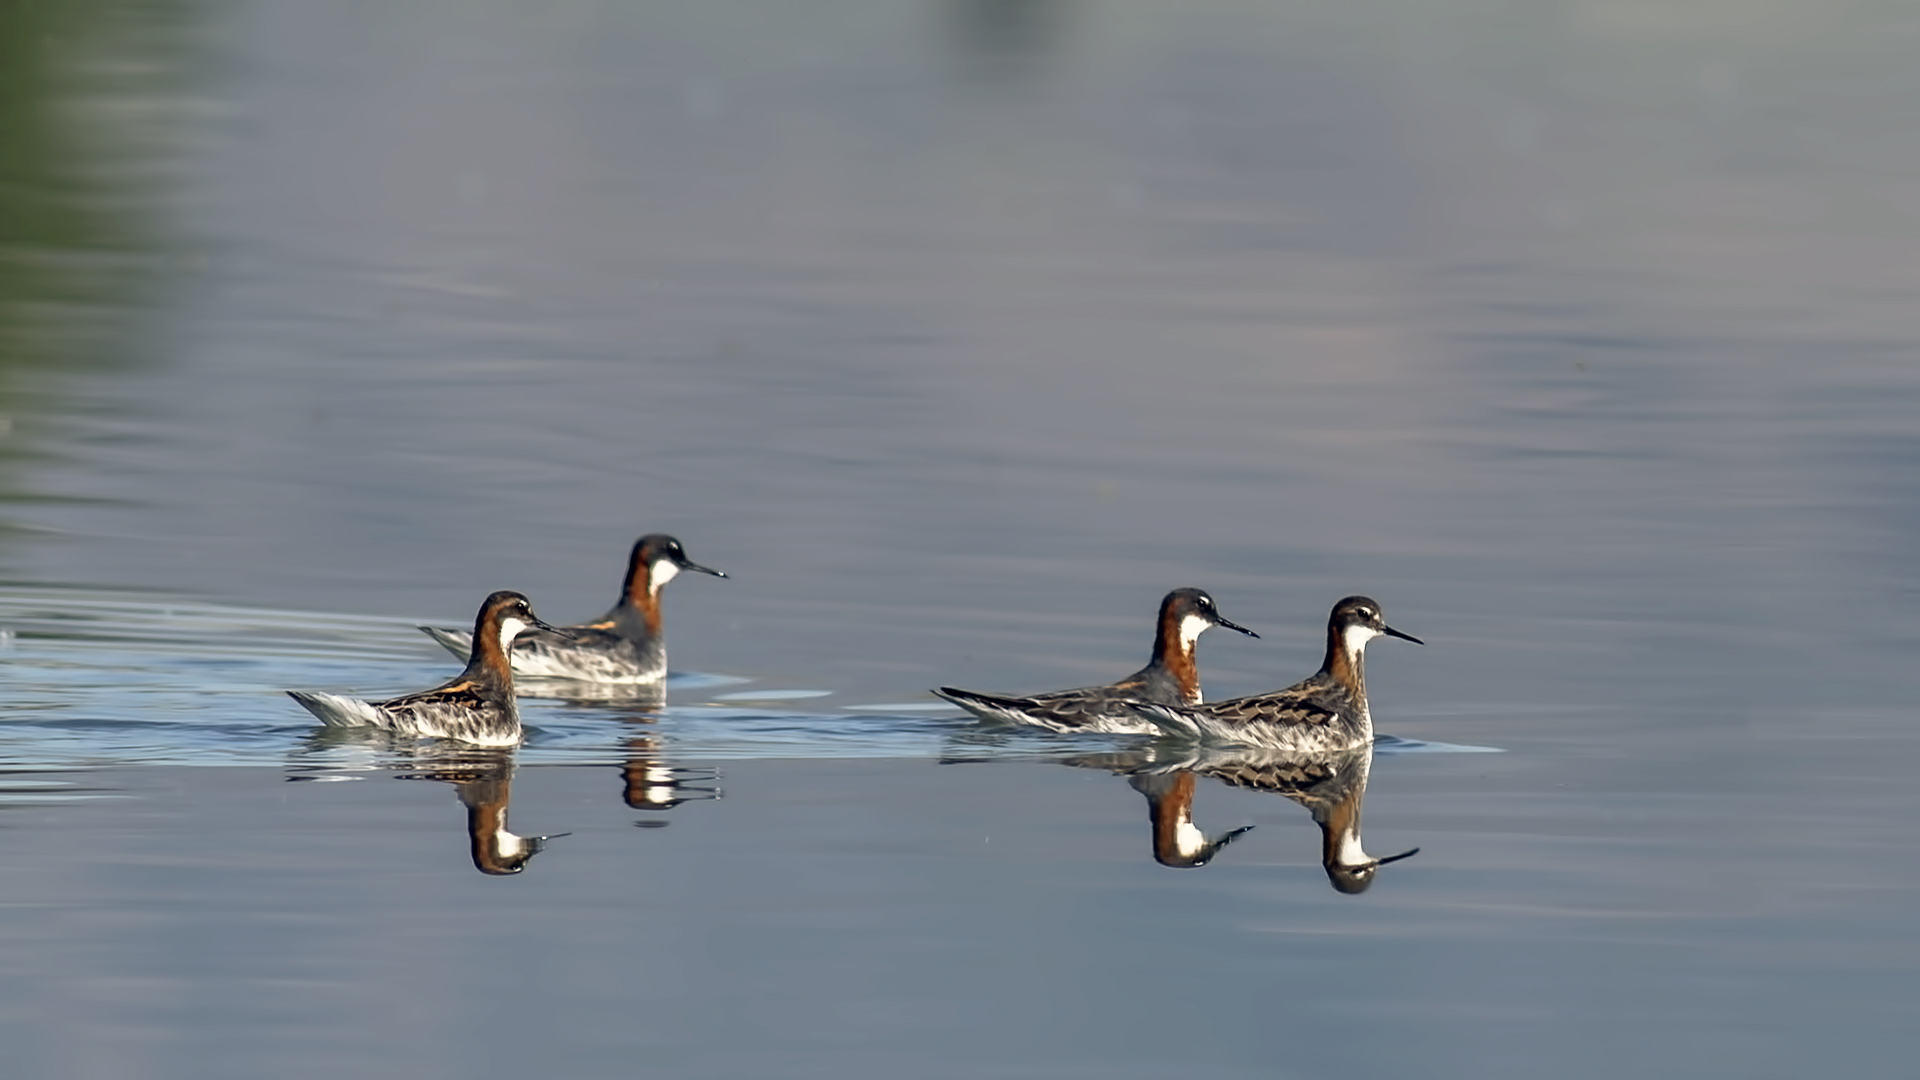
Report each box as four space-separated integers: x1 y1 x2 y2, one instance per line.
3 1 1919 1076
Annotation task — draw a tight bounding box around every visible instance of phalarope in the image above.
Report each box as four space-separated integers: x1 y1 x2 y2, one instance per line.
421 534 725 684
290 591 568 746
934 588 1258 733
1127 596 1421 751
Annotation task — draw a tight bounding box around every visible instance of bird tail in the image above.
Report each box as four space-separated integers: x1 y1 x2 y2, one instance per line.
418 625 472 660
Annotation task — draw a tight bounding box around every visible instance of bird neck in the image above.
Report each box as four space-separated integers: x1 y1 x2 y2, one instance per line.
1151 610 1202 703
1143 772 1209 868
464 612 520 689
620 562 665 637
1321 623 1367 703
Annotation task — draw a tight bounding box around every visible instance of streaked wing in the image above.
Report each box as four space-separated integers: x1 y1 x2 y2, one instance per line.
1188 692 1342 728
377 678 489 714
937 674 1161 732
1018 682 1149 726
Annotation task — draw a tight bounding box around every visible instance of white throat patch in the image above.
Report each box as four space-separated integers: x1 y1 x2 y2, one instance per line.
1173 818 1208 858
1333 830 1370 868
497 615 532 651
1341 621 1381 655
1178 613 1214 649
648 560 681 592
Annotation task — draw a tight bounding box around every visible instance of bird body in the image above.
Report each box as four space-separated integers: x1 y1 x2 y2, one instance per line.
935 588 1258 733
422 534 725 685
1130 596 1420 752
291 591 564 745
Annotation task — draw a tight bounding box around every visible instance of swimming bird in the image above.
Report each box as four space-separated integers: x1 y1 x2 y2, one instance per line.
289 591 567 746
934 588 1258 733
420 534 726 684
1127 595 1421 751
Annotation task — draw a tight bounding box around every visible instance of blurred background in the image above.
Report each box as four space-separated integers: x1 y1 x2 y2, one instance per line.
3 1 1919 1076
5 0 1916 705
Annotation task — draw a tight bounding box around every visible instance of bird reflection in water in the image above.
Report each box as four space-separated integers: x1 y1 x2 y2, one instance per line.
526 682 720 820
1065 742 1418 892
409 755 558 876
1121 769 1253 869
287 734 562 876
617 720 720 817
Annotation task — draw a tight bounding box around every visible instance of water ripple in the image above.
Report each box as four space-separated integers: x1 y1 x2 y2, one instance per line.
0 588 990 767
0 589 1490 768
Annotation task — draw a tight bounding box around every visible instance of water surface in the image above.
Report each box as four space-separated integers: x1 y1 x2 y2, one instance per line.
3 1 1918 1076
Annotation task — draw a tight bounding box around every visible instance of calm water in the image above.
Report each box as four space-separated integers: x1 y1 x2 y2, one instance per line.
3 1 1919 1076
